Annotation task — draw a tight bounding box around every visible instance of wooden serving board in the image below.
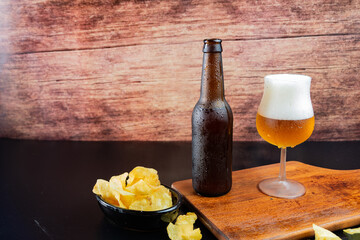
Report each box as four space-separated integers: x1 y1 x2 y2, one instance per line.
172 161 360 240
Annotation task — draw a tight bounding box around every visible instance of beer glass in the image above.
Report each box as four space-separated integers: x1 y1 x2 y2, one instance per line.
256 74 314 198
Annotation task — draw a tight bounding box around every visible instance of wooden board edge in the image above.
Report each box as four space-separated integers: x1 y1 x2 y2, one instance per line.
274 215 360 240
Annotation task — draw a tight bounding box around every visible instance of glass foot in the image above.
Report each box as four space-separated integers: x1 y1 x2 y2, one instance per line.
258 177 306 199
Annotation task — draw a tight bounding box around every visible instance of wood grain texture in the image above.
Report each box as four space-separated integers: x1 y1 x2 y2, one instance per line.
0 0 359 140
172 161 360 240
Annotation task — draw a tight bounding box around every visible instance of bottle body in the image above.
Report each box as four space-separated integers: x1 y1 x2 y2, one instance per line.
192 39 233 197
192 100 233 196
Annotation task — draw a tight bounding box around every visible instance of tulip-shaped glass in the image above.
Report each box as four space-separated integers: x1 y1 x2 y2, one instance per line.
256 74 315 199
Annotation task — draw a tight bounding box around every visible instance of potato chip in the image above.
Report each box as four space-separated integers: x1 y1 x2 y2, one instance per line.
92 179 125 208
109 173 128 190
125 179 153 195
109 173 136 208
149 185 172 211
176 212 197 225
344 227 360 240
167 212 202 240
111 190 127 208
174 213 197 234
183 229 202 240
128 196 152 211
167 223 182 240
127 166 160 187
313 224 341 240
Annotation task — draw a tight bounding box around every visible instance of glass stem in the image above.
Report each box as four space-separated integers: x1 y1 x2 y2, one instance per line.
279 147 287 181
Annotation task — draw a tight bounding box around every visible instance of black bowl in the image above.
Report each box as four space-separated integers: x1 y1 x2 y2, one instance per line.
95 185 182 231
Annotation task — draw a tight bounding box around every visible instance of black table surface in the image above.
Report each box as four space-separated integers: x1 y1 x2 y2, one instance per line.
0 139 359 240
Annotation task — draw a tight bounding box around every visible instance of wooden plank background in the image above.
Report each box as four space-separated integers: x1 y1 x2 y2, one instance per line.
0 0 359 141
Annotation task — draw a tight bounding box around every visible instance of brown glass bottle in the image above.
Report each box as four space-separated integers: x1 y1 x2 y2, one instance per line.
192 39 233 197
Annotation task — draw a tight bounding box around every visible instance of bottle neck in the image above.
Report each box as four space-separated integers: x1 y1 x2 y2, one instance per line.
200 52 225 102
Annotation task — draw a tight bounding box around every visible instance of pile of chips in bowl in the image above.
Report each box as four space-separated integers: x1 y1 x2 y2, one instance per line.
93 166 172 211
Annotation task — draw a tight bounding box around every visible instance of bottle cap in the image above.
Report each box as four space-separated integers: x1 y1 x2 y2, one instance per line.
203 39 222 53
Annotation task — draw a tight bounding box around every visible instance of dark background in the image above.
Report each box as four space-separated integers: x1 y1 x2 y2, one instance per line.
1 139 359 239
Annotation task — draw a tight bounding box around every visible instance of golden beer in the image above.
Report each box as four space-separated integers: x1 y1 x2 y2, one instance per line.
256 113 315 148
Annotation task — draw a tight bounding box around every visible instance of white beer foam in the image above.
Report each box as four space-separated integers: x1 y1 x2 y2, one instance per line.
258 74 314 120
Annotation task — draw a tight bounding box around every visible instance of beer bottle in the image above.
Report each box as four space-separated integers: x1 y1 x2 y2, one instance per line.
192 39 233 197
